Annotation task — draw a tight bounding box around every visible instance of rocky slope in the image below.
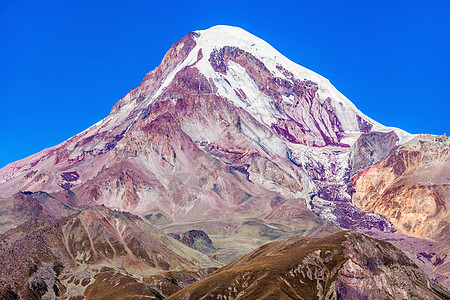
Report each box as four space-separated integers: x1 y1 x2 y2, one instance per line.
0 190 75 234
167 231 449 299
0 206 219 299
352 133 450 286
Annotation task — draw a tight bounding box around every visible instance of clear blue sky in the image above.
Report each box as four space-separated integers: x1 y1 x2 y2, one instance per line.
1 0 449 168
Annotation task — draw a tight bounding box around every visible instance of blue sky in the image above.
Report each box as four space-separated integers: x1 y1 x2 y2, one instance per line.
1 0 449 168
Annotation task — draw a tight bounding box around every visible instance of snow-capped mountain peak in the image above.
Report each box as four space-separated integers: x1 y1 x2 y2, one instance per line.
1 27 448 292
0 25 413 188
140 25 413 146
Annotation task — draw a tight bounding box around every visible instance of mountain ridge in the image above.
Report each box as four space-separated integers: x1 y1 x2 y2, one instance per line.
0 25 448 296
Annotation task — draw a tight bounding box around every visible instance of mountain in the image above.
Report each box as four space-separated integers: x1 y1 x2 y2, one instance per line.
0 26 408 231
167 231 449 299
0 25 449 296
0 206 219 299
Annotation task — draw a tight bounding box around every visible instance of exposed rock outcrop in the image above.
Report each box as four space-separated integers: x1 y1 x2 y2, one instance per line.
350 130 399 176
352 134 450 286
352 134 449 239
170 230 216 254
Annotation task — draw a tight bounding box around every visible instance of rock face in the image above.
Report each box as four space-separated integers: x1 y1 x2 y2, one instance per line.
350 131 399 176
352 134 449 239
167 231 449 299
352 134 450 285
170 230 216 254
0 25 449 294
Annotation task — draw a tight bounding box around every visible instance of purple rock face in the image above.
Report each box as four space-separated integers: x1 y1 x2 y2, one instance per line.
356 115 373 133
350 131 399 176
418 252 448 267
